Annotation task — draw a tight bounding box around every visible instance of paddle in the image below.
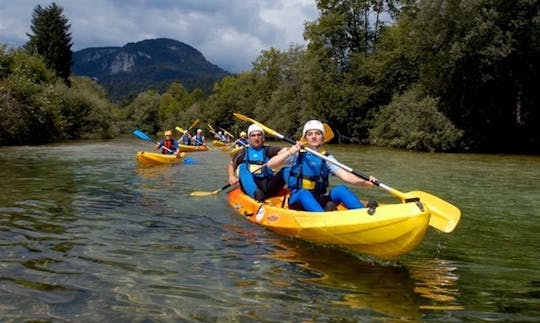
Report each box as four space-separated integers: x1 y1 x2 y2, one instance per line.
233 113 461 233
187 118 200 131
207 124 217 135
190 163 266 197
191 183 234 197
220 127 235 138
132 129 195 164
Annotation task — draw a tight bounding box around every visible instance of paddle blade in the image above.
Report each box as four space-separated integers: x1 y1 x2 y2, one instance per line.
188 118 200 130
233 113 282 139
190 190 219 197
183 157 196 164
175 126 185 133
191 184 231 197
410 191 461 233
133 129 153 142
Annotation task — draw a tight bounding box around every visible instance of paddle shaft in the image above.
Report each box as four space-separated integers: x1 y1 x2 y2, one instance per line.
191 163 266 196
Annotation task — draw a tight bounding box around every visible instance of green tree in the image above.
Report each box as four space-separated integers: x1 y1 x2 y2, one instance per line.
25 2 73 85
410 0 539 152
0 47 63 145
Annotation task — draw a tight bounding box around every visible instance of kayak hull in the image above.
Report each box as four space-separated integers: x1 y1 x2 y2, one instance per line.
227 187 431 259
179 144 208 152
136 151 185 165
211 140 228 147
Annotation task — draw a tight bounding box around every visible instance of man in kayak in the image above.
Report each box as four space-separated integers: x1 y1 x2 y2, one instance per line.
232 131 248 148
215 131 229 143
192 129 207 146
267 120 378 212
179 130 191 145
227 124 288 202
155 130 179 155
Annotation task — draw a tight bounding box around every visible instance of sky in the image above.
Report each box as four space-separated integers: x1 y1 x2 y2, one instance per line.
0 0 319 73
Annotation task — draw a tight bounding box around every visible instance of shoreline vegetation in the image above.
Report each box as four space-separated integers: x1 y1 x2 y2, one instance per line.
1 1 538 154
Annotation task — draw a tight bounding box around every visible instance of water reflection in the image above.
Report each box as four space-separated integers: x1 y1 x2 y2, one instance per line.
235 230 464 319
408 259 464 311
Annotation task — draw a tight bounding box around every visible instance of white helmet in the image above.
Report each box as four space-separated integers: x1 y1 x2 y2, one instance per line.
218 131 222 135
197 129 202 133
248 124 264 136
303 120 325 137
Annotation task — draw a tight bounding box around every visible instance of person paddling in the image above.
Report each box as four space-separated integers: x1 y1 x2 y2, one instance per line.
179 130 191 145
155 130 179 155
267 120 378 212
192 129 207 146
232 131 249 148
227 124 288 202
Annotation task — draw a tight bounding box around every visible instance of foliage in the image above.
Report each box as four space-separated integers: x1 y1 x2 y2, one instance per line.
55 76 121 139
409 0 539 152
369 88 463 152
123 90 161 135
0 47 120 145
25 2 73 85
0 48 63 145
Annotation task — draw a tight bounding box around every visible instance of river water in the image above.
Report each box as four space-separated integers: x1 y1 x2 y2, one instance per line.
0 138 539 321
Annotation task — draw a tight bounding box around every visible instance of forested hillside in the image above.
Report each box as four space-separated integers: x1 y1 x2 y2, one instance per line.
72 38 230 103
1 0 538 153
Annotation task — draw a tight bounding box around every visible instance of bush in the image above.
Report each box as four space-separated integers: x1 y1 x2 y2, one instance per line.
369 88 463 152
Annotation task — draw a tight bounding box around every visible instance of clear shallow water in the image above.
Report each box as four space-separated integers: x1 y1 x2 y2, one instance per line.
0 139 539 321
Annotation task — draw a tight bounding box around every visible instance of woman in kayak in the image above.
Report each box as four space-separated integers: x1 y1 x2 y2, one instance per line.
155 130 179 155
267 120 378 212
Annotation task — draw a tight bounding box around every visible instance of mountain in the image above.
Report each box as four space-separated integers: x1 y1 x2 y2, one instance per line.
72 38 230 102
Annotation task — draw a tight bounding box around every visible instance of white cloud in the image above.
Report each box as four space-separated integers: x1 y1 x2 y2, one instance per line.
0 0 319 72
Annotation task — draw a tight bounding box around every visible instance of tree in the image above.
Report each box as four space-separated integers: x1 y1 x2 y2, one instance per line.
25 2 73 85
409 0 539 152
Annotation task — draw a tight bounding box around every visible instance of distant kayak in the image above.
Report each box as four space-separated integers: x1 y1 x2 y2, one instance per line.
179 144 208 152
227 187 431 259
136 151 185 165
211 140 228 147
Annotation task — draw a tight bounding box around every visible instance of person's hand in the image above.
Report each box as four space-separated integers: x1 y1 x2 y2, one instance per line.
287 141 301 156
365 176 378 188
228 175 239 186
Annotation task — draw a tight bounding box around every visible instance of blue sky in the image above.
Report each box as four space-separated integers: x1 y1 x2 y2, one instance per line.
0 0 319 73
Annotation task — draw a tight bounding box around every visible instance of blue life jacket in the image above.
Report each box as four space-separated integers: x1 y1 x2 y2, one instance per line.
243 146 272 179
284 150 329 193
193 135 204 146
181 135 191 145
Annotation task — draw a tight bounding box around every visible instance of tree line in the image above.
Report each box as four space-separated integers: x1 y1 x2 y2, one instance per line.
1 1 538 153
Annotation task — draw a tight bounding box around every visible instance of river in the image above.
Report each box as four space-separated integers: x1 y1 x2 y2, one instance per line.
0 138 539 321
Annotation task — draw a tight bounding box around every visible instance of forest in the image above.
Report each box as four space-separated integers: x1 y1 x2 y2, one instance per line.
1 0 538 153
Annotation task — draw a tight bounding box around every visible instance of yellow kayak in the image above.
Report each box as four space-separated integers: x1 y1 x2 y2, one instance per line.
227 187 431 259
179 144 208 152
136 151 186 165
211 140 228 147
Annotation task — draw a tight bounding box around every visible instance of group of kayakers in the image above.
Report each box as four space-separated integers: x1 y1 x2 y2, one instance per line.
155 128 207 155
155 118 378 212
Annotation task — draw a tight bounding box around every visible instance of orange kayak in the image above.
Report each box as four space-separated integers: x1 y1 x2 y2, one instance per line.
227 187 431 259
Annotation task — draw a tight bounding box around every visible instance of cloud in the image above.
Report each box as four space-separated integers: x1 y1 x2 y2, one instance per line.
0 0 319 72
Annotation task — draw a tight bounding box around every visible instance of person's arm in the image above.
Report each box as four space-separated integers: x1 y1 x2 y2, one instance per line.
327 156 377 187
267 142 301 169
227 151 243 185
173 140 180 155
155 140 163 150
